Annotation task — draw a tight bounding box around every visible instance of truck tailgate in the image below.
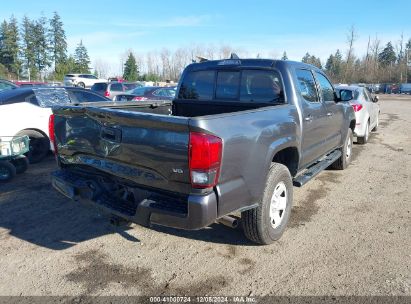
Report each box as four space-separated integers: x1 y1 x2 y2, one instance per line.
53 106 191 194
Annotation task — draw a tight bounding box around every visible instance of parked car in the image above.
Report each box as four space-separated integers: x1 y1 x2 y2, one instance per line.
63 74 107 89
399 83 411 94
0 79 18 92
0 87 110 163
50 58 355 245
91 82 143 100
13 81 48 87
114 86 176 101
336 85 380 144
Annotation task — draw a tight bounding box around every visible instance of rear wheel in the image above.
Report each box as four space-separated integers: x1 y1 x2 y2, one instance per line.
77 82 85 88
0 161 16 183
330 128 353 170
357 121 369 144
17 130 50 164
11 155 29 174
242 163 293 245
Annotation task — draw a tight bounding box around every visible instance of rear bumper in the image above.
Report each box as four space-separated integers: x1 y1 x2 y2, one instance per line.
51 169 217 230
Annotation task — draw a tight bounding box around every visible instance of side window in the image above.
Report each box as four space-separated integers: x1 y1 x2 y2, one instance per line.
216 71 240 99
70 90 106 103
240 70 283 103
363 89 372 101
178 70 215 100
0 82 15 92
315 72 335 101
110 83 123 92
153 89 166 97
296 69 319 102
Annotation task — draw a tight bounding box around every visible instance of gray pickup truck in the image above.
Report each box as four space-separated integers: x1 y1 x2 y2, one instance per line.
50 58 355 244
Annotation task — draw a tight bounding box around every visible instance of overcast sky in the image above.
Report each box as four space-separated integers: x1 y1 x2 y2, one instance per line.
1 0 410 76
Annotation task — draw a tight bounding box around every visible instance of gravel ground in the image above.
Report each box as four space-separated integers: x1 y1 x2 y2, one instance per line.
0 95 410 297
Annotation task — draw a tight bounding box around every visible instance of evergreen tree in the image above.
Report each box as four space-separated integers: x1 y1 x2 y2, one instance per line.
49 11 67 72
281 51 288 60
74 40 90 73
0 16 21 76
0 20 9 67
21 16 38 79
33 15 51 76
123 52 139 81
378 42 396 67
302 52 322 69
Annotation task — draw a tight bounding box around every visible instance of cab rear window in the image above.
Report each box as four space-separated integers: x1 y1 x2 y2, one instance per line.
178 69 284 103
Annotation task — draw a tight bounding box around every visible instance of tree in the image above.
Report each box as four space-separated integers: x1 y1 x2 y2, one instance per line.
325 49 344 82
21 16 38 79
0 16 21 77
123 52 139 81
302 52 322 69
49 11 67 72
378 42 397 67
32 15 51 78
74 40 90 73
281 51 288 60
344 25 357 82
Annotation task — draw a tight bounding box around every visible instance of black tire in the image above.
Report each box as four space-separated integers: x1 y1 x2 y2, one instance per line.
242 163 293 245
330 128 353 170
77 82 85 88
0 161 16 183
372 115 379 132
357 121 369 144
11 155 29 174
17 130 50 164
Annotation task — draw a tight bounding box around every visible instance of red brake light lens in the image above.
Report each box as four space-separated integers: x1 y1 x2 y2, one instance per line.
48 114 57 154
189 132 222 188
352 104 363 112
132 96 148 101
104 91 110 97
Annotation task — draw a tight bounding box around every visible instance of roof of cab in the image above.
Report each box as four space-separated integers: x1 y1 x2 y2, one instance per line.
185 58 323 72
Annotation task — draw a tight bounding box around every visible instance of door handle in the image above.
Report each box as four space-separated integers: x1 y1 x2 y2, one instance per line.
326 112 333 117
304 116 313 122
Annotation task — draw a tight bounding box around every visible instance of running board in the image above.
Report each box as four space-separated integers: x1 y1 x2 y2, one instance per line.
293 150 342 187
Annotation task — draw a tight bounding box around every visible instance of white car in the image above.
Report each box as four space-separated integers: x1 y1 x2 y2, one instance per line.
63 74 107 89
0 87 109 163
336 85 380 144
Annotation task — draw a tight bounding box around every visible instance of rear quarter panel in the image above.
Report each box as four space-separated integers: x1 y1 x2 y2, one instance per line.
189 105 300 216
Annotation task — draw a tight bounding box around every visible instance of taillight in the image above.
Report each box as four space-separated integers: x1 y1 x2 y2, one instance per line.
189 132 222 188
352 104 363 112
48 114 57 154
104 91 110 97
132 96 148 101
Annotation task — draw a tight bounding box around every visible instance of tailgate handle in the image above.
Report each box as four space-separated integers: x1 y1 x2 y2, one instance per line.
101 127 122 142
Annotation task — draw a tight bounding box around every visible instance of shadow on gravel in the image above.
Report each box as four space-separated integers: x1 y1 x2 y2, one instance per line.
0 157 137 250
151 223 256 246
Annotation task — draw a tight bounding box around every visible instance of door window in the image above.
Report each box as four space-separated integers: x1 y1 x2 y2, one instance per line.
315 72 334 101
296 69 319 102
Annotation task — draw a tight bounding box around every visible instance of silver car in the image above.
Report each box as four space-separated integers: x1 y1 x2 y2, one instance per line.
336 85 380 144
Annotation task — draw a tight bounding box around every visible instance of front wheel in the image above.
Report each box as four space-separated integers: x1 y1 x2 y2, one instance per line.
330 128 353 170
242 163 293 245
0 161 16 183
77 82 85 88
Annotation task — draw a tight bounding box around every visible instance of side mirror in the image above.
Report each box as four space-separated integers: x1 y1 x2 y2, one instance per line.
337 89 353 102
373 95 379 103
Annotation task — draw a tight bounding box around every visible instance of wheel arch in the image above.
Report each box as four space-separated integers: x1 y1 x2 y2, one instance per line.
16 128 49 140
271 146 299 177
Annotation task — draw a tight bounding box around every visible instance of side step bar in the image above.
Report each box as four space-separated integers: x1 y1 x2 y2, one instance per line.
293 150 342 187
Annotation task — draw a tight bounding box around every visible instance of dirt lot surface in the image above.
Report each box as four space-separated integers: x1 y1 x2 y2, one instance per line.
0 95 410 297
